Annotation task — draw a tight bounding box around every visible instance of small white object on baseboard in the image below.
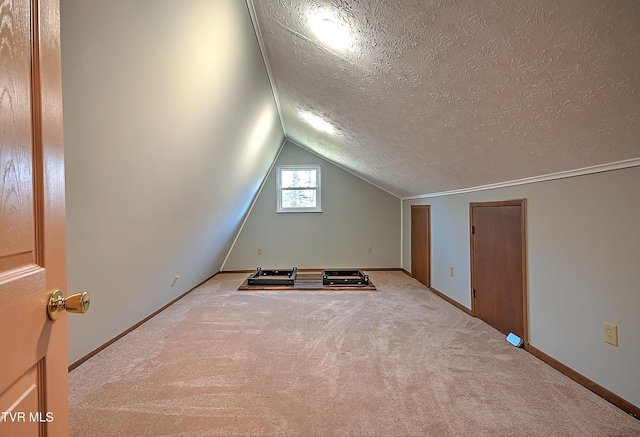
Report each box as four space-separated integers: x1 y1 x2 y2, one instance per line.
506 333 524 348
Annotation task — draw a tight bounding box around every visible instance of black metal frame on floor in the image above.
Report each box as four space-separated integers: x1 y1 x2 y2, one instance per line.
247 267 297 286
321 269 370 286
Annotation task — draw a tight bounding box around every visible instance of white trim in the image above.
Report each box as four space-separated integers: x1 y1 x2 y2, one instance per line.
245 0 286 137
402 158 640 200
287 139 401 199
220 139 287 271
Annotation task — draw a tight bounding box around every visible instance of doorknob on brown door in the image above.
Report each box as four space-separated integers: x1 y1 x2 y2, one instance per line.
47 290 90 321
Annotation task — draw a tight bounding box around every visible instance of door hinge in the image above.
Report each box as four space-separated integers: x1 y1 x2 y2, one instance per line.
471 225 475 234
472 288 476 298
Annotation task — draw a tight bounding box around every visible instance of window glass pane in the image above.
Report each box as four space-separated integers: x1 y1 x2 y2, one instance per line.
281 170 317 188
282 189 317 208
276 165 321 212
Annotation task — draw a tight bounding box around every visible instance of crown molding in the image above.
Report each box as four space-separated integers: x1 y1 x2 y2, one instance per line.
403 158 640 200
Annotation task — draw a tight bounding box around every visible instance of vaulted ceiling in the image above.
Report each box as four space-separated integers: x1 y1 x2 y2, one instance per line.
247 0 640 198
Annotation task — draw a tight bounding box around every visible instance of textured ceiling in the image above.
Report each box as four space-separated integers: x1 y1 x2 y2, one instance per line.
248 0 640 197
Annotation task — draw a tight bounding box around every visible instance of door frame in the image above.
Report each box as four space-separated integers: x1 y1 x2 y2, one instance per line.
469 199 528 349
411 205 431 287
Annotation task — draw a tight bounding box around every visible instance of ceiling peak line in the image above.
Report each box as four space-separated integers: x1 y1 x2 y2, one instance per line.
403 157 640 200
245 0 287 137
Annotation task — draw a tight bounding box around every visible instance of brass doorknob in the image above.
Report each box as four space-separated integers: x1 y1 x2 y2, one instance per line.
47 290 90 321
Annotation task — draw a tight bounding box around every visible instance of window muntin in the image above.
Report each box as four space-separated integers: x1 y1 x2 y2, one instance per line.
277 165 321 213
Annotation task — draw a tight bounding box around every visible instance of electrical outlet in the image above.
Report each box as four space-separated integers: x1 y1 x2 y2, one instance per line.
450 267 455 277
604 322 618 346
171 275 180 287
367 246 373 254
257 248 262 255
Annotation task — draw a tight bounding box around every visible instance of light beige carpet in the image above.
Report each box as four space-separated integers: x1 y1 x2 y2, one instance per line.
69 271 640 436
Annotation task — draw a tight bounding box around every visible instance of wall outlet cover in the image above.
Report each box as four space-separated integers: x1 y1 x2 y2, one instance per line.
604 322 618 346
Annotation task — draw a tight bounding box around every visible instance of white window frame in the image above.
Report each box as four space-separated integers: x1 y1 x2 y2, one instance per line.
276 165 322 213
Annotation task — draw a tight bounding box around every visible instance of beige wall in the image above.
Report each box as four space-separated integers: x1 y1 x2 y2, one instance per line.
223 141 401 270
61 0 284 364
403 165 640 408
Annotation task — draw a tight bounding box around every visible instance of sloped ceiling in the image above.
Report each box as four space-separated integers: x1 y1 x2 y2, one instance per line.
248 0 640 198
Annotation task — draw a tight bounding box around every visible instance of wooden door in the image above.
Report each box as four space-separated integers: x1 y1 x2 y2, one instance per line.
470 200 527 344
411 205 431 287
0 0 69 435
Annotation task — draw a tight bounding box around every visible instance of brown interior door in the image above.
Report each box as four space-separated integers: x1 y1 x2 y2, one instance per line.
471 200 526 342
411 205 431 287
0 1 70 435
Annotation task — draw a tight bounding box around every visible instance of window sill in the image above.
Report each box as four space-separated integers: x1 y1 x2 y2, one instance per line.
276 209 323 214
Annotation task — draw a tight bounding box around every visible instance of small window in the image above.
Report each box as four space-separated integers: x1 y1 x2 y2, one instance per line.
277 165 321 213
